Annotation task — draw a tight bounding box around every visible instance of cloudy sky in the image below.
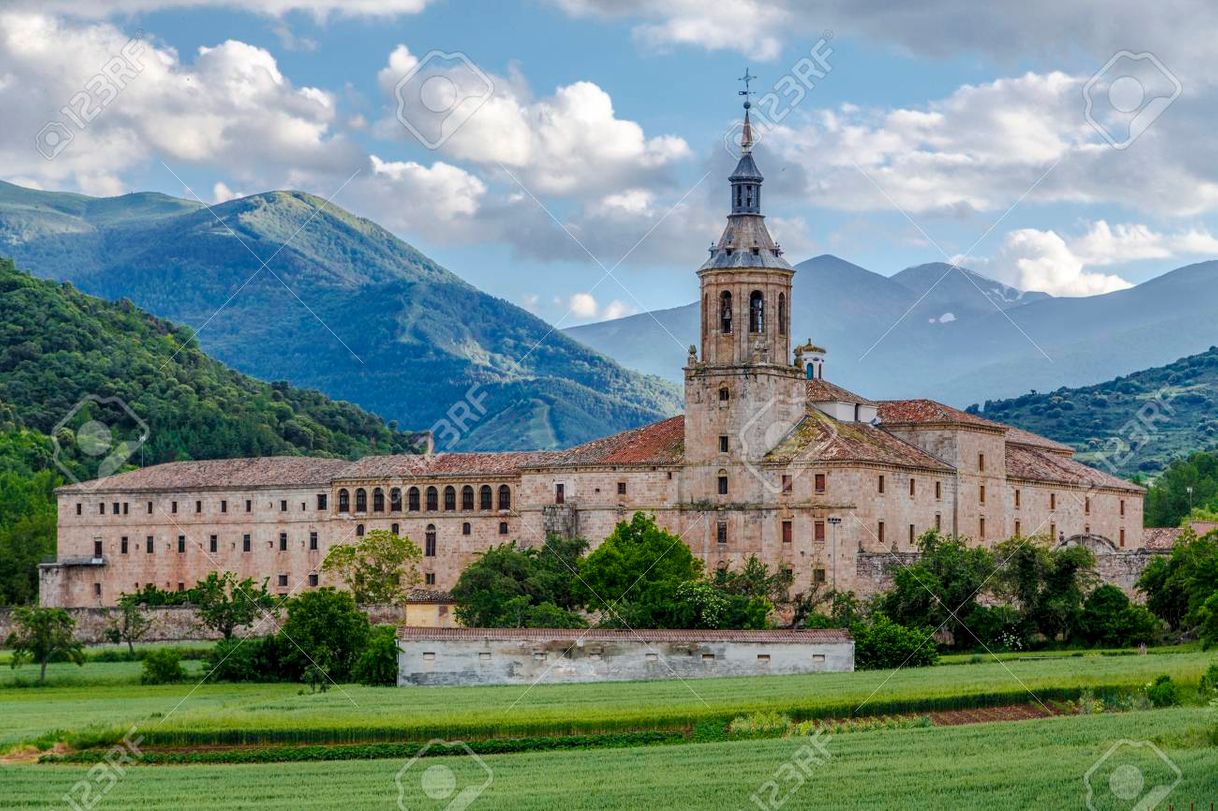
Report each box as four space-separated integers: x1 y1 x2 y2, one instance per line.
4 1 1218 326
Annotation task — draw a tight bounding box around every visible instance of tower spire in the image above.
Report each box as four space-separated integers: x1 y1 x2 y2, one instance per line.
738 68 755 154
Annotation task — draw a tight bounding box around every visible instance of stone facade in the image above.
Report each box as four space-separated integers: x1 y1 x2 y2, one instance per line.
44 112 1153 610
397 628 854 686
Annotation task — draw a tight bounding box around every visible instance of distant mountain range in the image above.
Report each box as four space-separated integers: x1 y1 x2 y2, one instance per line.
971 346 1218 477
0 181 680 451
565 254 1218 407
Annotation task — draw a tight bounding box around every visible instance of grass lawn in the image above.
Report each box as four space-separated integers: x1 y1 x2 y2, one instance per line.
5 708 1215 810
2 649 1214 747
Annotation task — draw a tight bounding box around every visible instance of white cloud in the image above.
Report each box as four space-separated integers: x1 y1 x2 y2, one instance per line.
13 0 433 19
601 300 635 320
568 292 599 318
969 220 1218 296
212 181 241 202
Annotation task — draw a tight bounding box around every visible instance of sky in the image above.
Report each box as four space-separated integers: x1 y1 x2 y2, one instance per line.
5 1 1218 328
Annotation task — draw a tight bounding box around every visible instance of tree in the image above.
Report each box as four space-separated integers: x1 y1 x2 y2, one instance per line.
450 535 588 627
193 571 276 639
1078 585 1161 647
851 613 938 670
1136 531 1218 640
577 512 702 628
321 529 422 604
104 595 152 654
878 531 995 647
992 536 1097 643
278 588 370 682
353 624 401 686
4 606 85 682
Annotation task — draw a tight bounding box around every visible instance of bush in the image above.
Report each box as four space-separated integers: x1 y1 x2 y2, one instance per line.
205 636 291 682
1202 662 1218 693
1079 585 1161 648
852 614 938 670
352 625 400 687
141 648 186 684
278 589 370 682
965 604 1030 651
1145 674 1179 707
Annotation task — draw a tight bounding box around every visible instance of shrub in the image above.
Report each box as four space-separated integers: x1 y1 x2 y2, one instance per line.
1145 675 1179 707
1079 585 1161 648
1201 662 1218 693
278 588 370 682
141 648 186 684
852 614 938 670
205 636 291 682
965 604 1030 651
353 625 400 687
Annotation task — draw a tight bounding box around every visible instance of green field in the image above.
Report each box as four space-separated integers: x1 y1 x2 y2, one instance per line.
3 650 1214 748
5 708 1216 810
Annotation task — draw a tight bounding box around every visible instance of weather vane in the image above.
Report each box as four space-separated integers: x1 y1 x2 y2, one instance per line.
738 68 756 106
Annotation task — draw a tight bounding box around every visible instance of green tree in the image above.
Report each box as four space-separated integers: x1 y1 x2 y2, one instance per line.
321 529 422 604
353 624 401 686
451 535 587 628
193 571 277 639
104 595 152 654
1136 531 1218 640
1078 585 1161 647
278 588 370 682
4 606 85 682
576 512 702 628
992 536 1097 643
879 531 995 648
851 613 938 670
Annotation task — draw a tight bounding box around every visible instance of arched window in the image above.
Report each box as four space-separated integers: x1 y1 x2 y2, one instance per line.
720 291 733 334
425 486 438 512
354 488 367 512
338 489 350 512
372 487 385 512
407 486 420 512
390 487 402 512
719 385 730 402
461 485 474 511
355 523 365 537
717 469 729 495
749 290 764 333
498 484 512 511
479 485 493 511
778 292 786 335
443 485 456 511
424 524 436 557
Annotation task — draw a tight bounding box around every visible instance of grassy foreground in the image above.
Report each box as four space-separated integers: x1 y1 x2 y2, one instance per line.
3 650 1214 748
5 708 1215 810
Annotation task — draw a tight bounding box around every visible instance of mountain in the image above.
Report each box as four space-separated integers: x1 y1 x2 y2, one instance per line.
970 346 1218 476
564 254 1218 408
0 180 680 451
0 257 420 469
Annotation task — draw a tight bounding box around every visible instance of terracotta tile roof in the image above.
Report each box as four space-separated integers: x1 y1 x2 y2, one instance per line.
878 399 1003 429
337 451 560 480
546 416 685 467
1005 444 1143 493
398 627 851 643
1143 527 1183 550
57 456 352 494
404 588 454 603
766 410 954 472
806 378 876 405
1002 426 1075 454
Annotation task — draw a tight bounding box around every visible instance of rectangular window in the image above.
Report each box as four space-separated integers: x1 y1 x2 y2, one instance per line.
781 474 792 494
935 481 942 500
979 517 986 540
279 532 288 551
177 535 185 553
757 654 771 664
195 500 202 514
716 521 728 544
1120 499 1126 517
243 534 251 552
462 522 471 536
935 513 942 531
1050 523 1057 540
1119 528 1126 547
1085 496 1091 515
94 583 102 597
701 653 715 662
1015 520 1022 537
1050 493 1057 510
122 502 129 515
1014 489 1021 508
209 535 218 554
813 568 826 584
112 502 120 515
617 481 627 496
99 503 105 515
814 521 825 543
978 452 985 471
76 503 82 516
147 501 153 514
221 500 227 513
277 575 288 588
555 483 565 504
782 520 792 543
146 536 153 554
878 521 885 544
909 479 916 497
425 572 437 586
171 501 177 514
317 493 328 511
718 475 728 495
308 573 319 587
280 499 288 512
878 475 885 494
120 536 128 554
177 582 185 593
499 522 508 535
309 531 318 551
814 473 826 494
719 435 729 453
909 524 915 546
245 499 252 513
94 540 103 558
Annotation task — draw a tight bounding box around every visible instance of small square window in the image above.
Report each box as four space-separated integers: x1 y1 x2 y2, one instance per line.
757 654 771 664
617 481 627 495
813 654 826 664
478 652 491 662
422 652 436 661
533 651 547 661
499 521 509 535
425 572 436 585
462 522 471 536
277 574 288 587
645 652 658 662
308 573 319 587
813 568 826 584
701 653 715 662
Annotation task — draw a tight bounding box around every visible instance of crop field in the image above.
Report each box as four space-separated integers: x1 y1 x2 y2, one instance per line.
4 708 1216 810
3 650 1214 748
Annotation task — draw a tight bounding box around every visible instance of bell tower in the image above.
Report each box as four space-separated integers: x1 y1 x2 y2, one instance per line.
683 72 807 497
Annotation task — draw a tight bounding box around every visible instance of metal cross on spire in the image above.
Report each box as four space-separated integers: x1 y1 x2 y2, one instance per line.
738 68 756 104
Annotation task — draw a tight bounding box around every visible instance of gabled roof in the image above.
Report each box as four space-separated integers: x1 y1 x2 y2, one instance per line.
766 410 954 472
1143 527 1183 550
1005 444 1143 493
56 456 351 494
545 416 685 467
1003 425 1074 454
337 451 559 480
877 399 1004 430
806 378 876 406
